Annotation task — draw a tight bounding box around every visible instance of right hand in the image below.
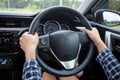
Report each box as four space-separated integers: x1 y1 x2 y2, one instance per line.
85 29 107 52
85 29 102 45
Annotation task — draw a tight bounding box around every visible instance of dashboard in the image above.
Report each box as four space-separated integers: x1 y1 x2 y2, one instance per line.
0 13 76 53
0 12 81 71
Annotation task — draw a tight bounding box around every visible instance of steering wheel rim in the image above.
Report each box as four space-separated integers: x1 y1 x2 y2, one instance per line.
29 6 94 77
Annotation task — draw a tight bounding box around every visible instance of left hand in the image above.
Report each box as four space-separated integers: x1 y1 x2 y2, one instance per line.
19 32 39 60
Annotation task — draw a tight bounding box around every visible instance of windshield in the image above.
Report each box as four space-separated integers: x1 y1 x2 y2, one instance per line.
0 0 83 14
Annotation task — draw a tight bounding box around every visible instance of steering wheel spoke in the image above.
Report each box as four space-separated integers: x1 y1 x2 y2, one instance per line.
38 34 50 49
59 57 78 70
78 31 90 43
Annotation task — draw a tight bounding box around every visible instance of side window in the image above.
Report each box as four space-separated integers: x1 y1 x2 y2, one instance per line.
102 0 120 12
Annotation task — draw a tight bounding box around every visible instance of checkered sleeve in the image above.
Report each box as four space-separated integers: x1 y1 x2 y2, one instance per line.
22 59 42 80
96 48 120 80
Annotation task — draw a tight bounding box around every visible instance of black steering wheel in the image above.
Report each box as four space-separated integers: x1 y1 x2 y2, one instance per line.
29 6 94 77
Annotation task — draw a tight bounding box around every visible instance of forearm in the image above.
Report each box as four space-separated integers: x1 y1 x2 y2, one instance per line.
96 48 120 80
22 59 42 80
94 40 107 53
25 52 36 61
25 47 36 61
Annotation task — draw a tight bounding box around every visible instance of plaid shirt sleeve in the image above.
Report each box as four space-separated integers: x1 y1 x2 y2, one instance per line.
22 59 42 80
96 48 120 80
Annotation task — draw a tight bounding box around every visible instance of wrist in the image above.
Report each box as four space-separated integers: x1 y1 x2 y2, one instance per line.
25 48 36 61
94 40 107 53
25 52 36 61
94 40 103 47
24 46 36 54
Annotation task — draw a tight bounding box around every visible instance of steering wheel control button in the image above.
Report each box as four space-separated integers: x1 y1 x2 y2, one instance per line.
40 38 48 46
39 35 50 48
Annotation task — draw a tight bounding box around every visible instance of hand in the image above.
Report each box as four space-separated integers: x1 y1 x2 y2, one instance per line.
19 32 39 60
42 71 83 80
85 29 107 52
85 29 102 44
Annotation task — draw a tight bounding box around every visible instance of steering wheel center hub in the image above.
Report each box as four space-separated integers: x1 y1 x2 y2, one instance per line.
49 30 81 69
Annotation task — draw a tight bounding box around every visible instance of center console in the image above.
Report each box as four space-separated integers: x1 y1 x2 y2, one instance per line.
0 29 21 70
0 29 24 80
0 32 19 52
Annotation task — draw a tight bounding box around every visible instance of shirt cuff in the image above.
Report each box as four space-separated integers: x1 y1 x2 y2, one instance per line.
23 59 41 72
96 48 112 65
22 59 42 80
24 59 39 67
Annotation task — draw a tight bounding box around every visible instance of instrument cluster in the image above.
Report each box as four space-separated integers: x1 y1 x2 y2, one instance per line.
36 20 70 36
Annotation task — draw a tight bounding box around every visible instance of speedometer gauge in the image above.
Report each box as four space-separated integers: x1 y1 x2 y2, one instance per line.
43 20 61 34
61 24 70 30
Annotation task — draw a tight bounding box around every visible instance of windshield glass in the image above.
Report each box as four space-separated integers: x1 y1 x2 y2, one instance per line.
0 0 83 13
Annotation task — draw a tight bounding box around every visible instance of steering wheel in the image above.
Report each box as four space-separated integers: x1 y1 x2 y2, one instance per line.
29 6 94 77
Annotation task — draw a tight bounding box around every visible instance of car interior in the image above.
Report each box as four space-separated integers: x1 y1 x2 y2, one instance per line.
0 0 120 80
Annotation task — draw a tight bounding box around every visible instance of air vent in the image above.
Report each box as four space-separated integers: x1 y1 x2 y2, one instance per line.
0 19 21 27
0 18 32 27
0 20 7 26
111 34 120 52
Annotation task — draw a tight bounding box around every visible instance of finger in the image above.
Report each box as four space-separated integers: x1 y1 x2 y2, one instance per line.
22 32 29 36
19 37 22 41
19 40 23 47
34 32 39 38
19 37 23 43
24 32 28 34
34 32 38 35
21 32 29 38
76 71 84 78
19 42 23 49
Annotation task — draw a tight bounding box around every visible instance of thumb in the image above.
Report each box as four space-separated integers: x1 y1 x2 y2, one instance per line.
76 71 84 78
34 32 38 37
85 29 91 34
